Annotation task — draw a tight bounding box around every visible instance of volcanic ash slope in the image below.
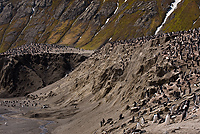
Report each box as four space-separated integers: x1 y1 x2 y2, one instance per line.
28 31 200 134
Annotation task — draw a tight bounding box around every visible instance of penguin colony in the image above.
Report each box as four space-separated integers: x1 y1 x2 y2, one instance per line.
98 28 200 134
0 28 200 133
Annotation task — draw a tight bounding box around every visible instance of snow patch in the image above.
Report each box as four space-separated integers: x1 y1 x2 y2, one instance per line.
94 0 118 36
193 5 200 25
65 73 68 77
30 7 36 19
114 2 119 14
193 16 200 25
155 0 182 35
105 18 110 24
94 27 102 36
9 16 15 24
20 6 36 35
95 23 106 36
85 1 93 11
95 17 110 36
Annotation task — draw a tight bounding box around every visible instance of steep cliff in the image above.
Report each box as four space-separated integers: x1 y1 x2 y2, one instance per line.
0 0 199 52
0 49 90 97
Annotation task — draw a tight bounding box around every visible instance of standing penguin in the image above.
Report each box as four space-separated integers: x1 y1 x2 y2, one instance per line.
181 110 187 122
129 116 135 123
100 121 103 127
119 114 124 120
165 114 170 125
157 112 161 119
153 114 158 123
102 118 105 125
133 101 137 107
196 95 200 105
170 104 176 115
185 100 190 112
136 122 141 129
192 93 196 104
140 117 145 125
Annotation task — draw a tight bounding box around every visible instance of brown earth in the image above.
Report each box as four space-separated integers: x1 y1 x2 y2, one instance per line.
19 30 200 134
0 44 93 97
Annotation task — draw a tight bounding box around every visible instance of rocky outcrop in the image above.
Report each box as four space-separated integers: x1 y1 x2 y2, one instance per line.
0 3 3 13
0 3 13 25
78 1 100 22
35 0 52 7
53 0 70 20
0 49 89 97
60 0 91 21
133 1 157 27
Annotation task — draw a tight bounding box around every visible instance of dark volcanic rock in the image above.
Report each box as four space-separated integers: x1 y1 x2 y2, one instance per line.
14 3 32 18
60 0 92 21
36 0 52 7
0 53 88 97
54 0 70 20
78 0 100 22
0 3 3 13
0 3 13 25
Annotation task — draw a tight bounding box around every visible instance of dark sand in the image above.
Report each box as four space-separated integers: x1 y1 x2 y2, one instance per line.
0 98 55 134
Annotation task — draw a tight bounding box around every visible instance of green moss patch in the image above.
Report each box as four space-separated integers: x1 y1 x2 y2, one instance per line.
162 0 200 32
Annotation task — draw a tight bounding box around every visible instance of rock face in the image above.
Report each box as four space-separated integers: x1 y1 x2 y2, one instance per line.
0 3 13 25
0 0 199 52
0 49 89 97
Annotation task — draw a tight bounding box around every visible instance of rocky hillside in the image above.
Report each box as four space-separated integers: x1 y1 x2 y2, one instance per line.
0 0 200 52
0 43 92 97
25 28 200 134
